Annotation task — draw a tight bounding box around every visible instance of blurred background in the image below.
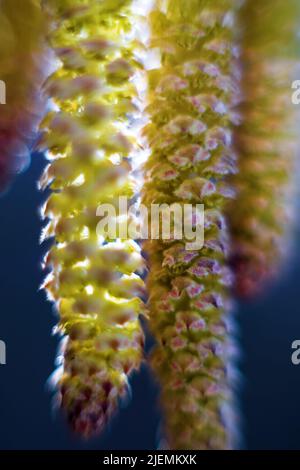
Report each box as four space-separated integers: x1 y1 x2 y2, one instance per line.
0 154 300 450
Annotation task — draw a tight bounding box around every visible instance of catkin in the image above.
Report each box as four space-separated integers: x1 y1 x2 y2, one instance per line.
142 0 239 450
0 0 49 192
228 0 300 297
39 0 146 437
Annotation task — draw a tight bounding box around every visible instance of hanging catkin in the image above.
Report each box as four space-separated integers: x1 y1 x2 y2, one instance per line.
228 0 300 297
0 0 49 192
39 0 146 437
142 0 239 450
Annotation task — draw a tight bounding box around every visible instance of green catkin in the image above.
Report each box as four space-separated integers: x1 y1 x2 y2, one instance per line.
39 0 146 437
142 0 239 450
228 0 300 298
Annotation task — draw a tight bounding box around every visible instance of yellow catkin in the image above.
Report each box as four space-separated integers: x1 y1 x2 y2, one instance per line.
39 0 146 437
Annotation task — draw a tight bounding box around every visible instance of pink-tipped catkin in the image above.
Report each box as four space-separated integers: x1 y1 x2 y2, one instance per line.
0 0 50 192
228 0 300 298
142 0 240 450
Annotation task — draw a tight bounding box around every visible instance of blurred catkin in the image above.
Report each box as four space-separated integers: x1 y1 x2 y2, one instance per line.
228 0 300 298
0 0 49 192
39 0 146 437
142 0 239 450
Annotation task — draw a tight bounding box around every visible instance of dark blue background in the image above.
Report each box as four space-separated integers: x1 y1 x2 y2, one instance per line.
0 154 300 450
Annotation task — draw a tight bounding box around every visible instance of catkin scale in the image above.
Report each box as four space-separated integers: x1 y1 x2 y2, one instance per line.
39 0 146 437
142 0 239 450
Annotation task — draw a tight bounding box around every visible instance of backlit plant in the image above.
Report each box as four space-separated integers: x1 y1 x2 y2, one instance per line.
0 0 299 450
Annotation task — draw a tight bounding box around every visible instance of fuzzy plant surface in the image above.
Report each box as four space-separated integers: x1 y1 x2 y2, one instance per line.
228 0 300 298
142 0 239 450
38 0 146 437
0 0 49 192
